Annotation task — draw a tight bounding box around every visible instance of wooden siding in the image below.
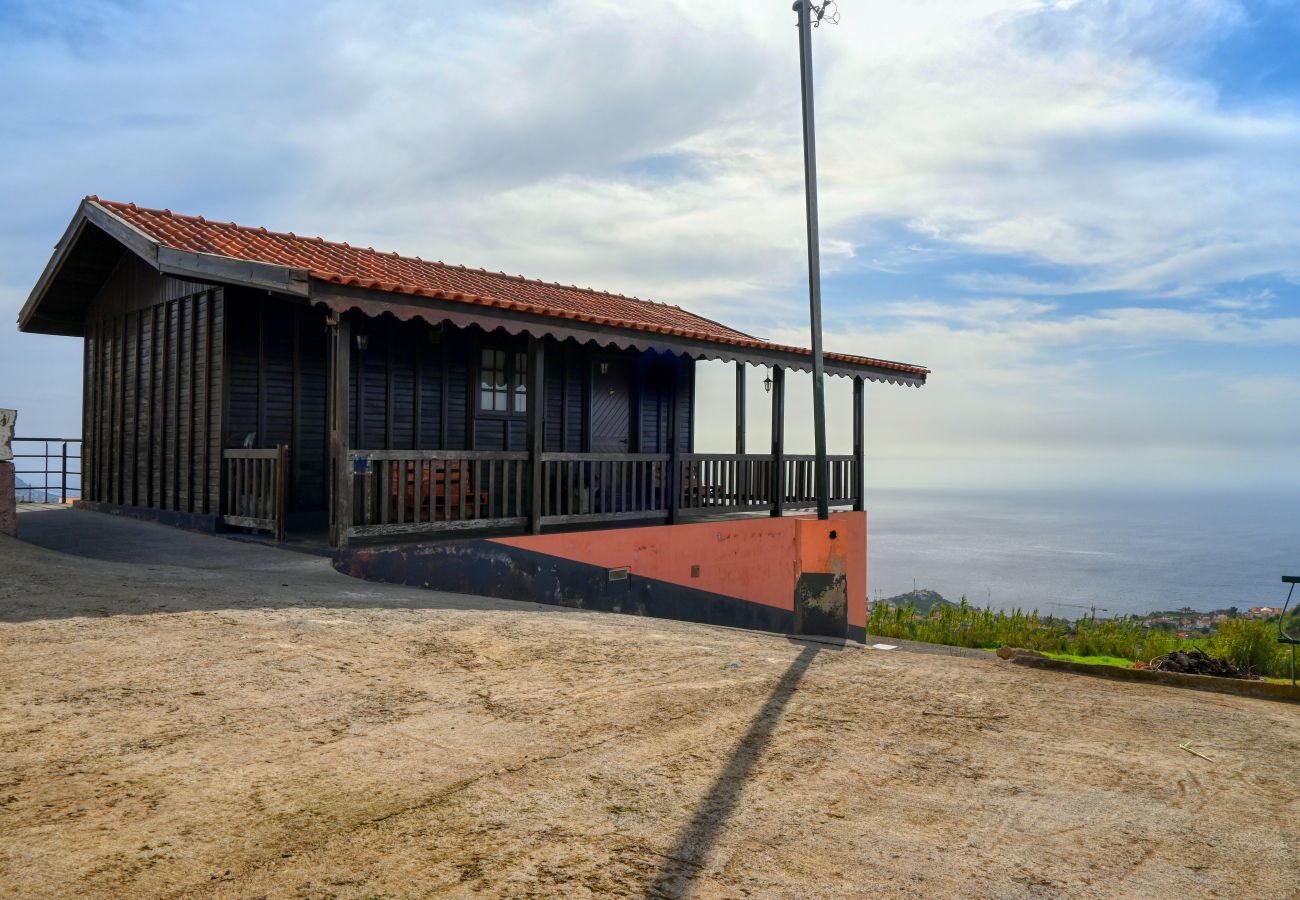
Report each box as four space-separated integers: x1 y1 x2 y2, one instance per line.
223 289 329 513
81 252 223 515
636 352 694 454
341 323 690 457
79 264 698 530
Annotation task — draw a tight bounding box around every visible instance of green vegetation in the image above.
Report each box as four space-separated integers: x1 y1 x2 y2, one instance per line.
1039 652 1134 668
868 595 1297 679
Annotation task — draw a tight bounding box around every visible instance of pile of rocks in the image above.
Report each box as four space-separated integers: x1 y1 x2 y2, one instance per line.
1147 648 1257 680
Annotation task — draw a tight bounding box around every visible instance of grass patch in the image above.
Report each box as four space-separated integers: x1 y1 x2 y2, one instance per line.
1039 651 1134 668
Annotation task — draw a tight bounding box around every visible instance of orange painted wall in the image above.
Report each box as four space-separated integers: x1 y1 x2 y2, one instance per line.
492 511 866 627
794 514 867 628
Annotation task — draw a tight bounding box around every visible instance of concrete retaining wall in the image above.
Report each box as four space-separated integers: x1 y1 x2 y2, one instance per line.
1007 652 1300 704
339 512 867 640
0 462 14 537
0 408 14 537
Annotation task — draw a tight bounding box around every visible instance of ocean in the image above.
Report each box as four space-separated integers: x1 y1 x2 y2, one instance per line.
865 487 1300 617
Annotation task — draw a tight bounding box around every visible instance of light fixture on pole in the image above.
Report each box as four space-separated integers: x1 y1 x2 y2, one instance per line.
792 0 838 520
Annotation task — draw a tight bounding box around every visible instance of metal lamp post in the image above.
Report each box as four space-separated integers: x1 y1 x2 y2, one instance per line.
792 0 838 520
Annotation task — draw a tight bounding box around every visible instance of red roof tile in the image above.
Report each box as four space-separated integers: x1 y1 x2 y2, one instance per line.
89 197 928 379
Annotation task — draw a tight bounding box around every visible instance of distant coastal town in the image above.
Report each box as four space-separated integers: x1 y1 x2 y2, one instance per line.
870 589 1296 679
1137 605 1286 639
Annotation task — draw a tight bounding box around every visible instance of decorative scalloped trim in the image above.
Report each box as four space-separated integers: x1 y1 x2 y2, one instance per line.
317 297 926 388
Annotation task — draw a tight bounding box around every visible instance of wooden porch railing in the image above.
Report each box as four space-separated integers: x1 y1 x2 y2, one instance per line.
223 445 288 541
343 449 860 538
676 454 776 514
780 454 857 509
539 452 671 525
348 449 529 537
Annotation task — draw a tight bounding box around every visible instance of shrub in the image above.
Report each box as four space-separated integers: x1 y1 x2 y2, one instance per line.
1208 618 1286 678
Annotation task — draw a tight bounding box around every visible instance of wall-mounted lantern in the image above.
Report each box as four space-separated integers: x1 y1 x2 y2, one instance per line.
355 333 369 352
599 361 609 375
763 372 773 393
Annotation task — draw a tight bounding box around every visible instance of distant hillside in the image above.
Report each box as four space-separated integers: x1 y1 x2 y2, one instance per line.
13 476 59 503
880 589 959 615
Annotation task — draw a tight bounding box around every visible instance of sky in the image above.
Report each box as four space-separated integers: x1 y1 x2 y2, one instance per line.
2 0 1299 491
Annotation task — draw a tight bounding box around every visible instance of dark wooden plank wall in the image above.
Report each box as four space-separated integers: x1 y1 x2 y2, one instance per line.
637 352 694 454
219 300 697 515
348 317 465 451
81 252 223 515
340 321 691 456
224 289 330 513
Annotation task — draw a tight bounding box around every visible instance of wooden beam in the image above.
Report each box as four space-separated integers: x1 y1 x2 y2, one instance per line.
467 329 479 451
413 320 423 451
114 313 125 505
256 300 266 449
770 366 785 517
82 322 94 501
149 307 160 508
735 360 746 455
354 318 365 447
170 300 181 511
439 347 449 450
526 335 544 534
385 316 395 450
84 320 95 501
216 291 230 516
667 356 681 524
187 294 197 512
582 343 593 452
329 313 353 549
853 376 865 512
291 303 302 513
202 292 214 514
630 351 642 454
561 343 571 453
131 309 142 507
155 244 309 297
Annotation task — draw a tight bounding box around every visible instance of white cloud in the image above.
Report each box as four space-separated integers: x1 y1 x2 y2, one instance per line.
2 0 1299 484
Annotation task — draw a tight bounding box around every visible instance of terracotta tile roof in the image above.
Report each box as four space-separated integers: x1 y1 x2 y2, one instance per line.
89 197 928 379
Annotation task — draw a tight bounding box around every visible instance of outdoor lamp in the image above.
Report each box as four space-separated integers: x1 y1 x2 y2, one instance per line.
355 333 369 352
763 373 773 393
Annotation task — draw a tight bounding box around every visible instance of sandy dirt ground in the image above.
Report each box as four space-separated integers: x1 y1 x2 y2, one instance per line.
1 508 1298 898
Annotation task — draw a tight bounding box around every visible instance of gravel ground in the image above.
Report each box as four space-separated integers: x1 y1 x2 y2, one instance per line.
1 508 1298 898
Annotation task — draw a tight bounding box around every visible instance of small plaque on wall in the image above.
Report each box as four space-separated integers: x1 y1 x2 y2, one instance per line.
0 409 14 462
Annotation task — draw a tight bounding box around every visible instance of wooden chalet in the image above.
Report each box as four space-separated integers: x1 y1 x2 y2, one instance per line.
18 198 928 549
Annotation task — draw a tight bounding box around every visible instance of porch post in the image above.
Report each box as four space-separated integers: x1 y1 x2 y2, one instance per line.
735 361 746 455
329 312 352 549
852 375 865 512
527 335 544 534
667 355 681 524
770 366 785 517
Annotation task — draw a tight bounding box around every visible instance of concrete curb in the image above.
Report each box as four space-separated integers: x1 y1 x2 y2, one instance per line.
1006 653 1300 705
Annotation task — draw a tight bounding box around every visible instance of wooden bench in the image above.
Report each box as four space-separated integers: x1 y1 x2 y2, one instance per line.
390 460 489 519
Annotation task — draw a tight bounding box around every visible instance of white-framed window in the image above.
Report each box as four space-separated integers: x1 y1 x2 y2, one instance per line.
480 347 527 414
480 348 508 412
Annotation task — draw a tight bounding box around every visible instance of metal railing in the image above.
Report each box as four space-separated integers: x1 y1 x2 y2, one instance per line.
10 437 82 503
